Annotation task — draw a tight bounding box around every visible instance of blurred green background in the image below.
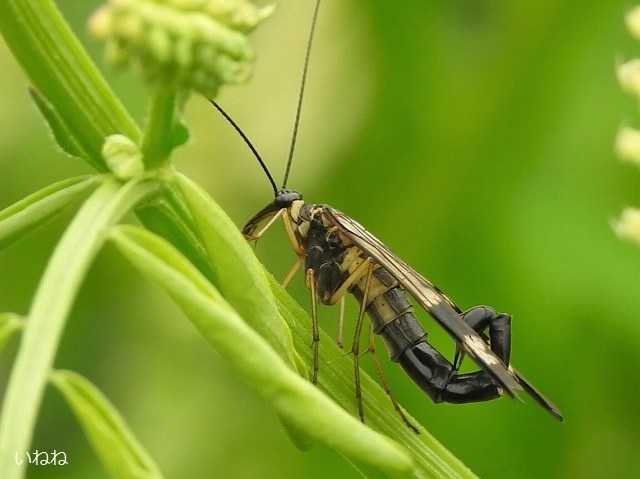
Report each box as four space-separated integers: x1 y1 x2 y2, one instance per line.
1 0 639 478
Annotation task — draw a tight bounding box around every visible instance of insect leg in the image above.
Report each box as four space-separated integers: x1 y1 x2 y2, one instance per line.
282 209 305 255
327 258 374 305
336 296 345 348
351 261 374 422
282 256 303 288
306 268 320 384
368 321 419 434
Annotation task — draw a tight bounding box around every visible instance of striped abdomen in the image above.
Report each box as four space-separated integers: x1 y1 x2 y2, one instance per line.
351 266 482 402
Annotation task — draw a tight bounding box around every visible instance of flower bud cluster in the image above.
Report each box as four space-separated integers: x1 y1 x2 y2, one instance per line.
90 0 273 96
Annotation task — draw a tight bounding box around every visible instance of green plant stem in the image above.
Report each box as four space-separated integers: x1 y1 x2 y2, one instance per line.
0 176 159 479
142 86 178 169
0 0 140 170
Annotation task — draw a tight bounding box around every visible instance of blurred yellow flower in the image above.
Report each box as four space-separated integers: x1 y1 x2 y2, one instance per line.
617 59 640 97
614 208 640 245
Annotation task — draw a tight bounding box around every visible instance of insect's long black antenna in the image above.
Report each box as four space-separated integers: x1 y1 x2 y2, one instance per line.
209 99 278 196
281 0 321 189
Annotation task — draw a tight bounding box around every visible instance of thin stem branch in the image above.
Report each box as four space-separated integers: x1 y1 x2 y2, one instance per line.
142 86 178 169
0 177 159 479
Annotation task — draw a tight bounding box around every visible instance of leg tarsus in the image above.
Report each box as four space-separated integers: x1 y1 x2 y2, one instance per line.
336 296 345 349
354 354 364 422
368 327 419 434
351 261 373 422
306 269 320 385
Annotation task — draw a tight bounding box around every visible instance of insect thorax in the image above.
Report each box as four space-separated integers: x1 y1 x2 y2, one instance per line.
293 203 413 314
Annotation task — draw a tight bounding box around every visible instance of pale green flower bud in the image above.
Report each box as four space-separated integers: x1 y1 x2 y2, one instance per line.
626 6 640 40
614 208 640 245
102 134 145 180
89 0 273 97
617 59 640 97
615 126 640 165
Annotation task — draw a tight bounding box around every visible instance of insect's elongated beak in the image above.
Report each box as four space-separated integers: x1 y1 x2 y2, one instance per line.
242 201 282 240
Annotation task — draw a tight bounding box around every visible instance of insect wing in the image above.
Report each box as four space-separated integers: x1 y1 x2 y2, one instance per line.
324 207 522 396
511 367 563 421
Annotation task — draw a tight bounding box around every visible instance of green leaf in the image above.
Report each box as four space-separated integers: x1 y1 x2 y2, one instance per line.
0 313 24 352
0 0 141 170
28 88 86 158
50 370 164 479
109 225 414 478
136 199 215 281
0 176 100 250
174 173 303 373
168 118 190 152
0 177 160 479
136 189 312 452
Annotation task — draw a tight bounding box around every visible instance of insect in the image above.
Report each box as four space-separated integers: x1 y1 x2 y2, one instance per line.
210 0 563 428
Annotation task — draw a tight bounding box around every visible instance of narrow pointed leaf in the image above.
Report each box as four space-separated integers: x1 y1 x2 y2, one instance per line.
50 370 164 479
136 194 311 451
0 0 141 170
28 88 86 158
174 173 302 372
0 176 100 250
